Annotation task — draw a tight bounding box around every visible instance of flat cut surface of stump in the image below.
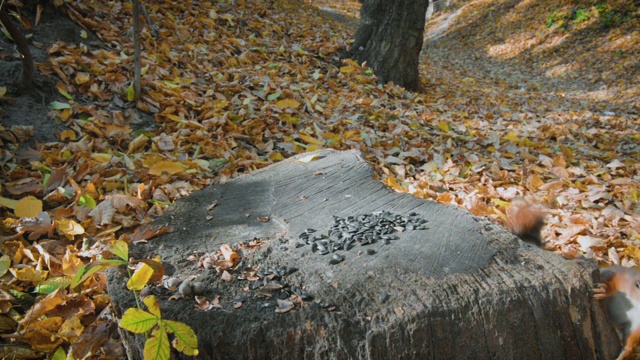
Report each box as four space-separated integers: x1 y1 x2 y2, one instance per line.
107 149 619 359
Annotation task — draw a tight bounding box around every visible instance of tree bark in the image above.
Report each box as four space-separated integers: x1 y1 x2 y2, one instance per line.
108 149 621 360
350 0 429 92
0 5 34 90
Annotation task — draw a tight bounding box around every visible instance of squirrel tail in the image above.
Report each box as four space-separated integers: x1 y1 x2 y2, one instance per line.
506 203 546 245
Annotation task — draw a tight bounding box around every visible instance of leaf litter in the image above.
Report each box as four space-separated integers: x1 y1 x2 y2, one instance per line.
0 0 638 356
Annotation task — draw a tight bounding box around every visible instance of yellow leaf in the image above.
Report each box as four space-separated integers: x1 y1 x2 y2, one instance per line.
14 196 43 218
269 151 283 161
58 316 84 341
57 219 84 239
385 176 398 188
10 267 48 284
148 161 186 176
62 250 84 276
55 82 73 100
298 133 323 145
60 108 73 121
164 319 199 355
164 113 183 121
0 86 6 97
491 198 511 208
323 132 341 142
144 295 162 317
120 308 158 333
438 121 450 133
340 66 356 74
436 192 454 204
163 80 181 88
75 73 90 85
144 324 170 360
275 99 300 108
91 153 112 163
58 129 76 141
503 131 519 143
109 240 129 261
127 262 154 290
528 175 545 191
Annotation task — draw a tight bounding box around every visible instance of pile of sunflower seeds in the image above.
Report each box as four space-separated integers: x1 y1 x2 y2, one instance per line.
296 211 428 262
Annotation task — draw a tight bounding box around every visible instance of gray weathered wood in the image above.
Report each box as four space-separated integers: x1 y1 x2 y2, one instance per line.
107 149 620 359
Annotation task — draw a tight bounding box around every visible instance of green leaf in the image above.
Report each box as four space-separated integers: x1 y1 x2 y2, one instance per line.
144 323 171 360
0 196 18 210
164 320 199 356
109 240 129 261
143 295 162 318
120 308 158 333
127 262 154 291
50 101 72 110
266 91 281 101
0 255 10 277
78 194 97 209
8 289 35 309
126 86 135 102
51 347 66 360
70 263 108 289
34 277 71 294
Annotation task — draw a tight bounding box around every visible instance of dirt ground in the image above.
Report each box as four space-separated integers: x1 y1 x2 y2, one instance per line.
0 2 158 147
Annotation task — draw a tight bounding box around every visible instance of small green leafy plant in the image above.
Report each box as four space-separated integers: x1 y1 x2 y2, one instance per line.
546 11 558 28
121 295 199 359
71 240 199 359
572 9 590 23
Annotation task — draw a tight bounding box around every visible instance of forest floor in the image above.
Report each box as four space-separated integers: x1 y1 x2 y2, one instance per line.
0 0 638 357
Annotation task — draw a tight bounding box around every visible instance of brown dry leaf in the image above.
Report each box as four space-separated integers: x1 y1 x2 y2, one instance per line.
130 224 171 244
16 212 55 240
0 0 638 352
70 319 117 359
58 315 85 342
220 244 239 264
108 194 146 211
148 161 186 176
88 200 116 226
20 288 67 328
62 249 85 276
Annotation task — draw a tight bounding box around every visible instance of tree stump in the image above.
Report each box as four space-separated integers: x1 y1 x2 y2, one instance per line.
107 149 620 359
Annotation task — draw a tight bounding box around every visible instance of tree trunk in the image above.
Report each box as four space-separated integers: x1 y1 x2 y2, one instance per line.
108 149 621 360
0 5 34 91
350 0 429 92
132 0 141 100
